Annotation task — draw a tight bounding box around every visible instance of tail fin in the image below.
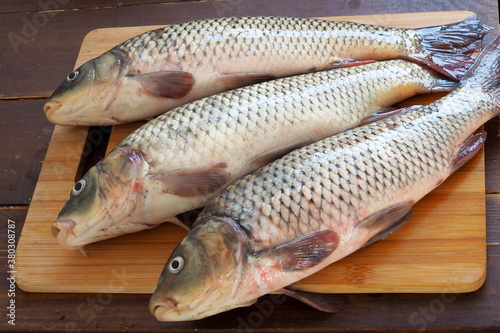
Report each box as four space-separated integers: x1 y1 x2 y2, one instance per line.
408 15 491 81
460 36 500 103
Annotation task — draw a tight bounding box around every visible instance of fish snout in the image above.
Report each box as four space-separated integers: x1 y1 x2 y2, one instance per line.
51 219 76 240
149 296 180 320
43 100 62 118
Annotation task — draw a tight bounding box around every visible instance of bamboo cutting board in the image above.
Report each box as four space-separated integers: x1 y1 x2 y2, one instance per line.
16 11 486 294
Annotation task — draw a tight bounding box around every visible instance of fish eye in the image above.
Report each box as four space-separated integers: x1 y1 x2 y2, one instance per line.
72 179 86 196
66 70 79 82
168 256 184 274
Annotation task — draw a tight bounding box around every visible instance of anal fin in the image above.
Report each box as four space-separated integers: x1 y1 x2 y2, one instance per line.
360 105 423 126
279 288 345 313
256 230 339 271
360 107 402 126
151 162 231 197
451 131 486 173
325 59 376 70
357 201 414 248
407 53 471 81
248 138 314 169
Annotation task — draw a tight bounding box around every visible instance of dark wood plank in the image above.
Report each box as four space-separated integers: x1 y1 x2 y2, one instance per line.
0 100 54 205
0 0 197 14
0 0 498 99
485 116 500 193
487 194 500 245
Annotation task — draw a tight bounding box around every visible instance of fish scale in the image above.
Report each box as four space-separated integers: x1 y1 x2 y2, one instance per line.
53 59 459 250
119 60 434 170
119 16 430 72
45 16 490 126
200 87 492 252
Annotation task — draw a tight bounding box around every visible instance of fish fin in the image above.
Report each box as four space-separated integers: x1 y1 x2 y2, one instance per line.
359 107 403 126
256 230 339 271
426 73 458 93
151 162 231 197
409 16 491 80
451 132 486 173
171 208 204 230
218 72 276 90
325 59 375 70
357 201 414 248
279 288 345 313
248 138 314 168
129 70 195 98
460 36 500 99
408 53 472 82
360 105 423 126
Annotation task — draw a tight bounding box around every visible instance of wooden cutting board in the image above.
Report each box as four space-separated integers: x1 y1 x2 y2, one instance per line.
16 11 487 294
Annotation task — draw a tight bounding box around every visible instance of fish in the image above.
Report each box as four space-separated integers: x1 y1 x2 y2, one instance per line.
43 16 490 126
51 59 460 251
149 36 500 321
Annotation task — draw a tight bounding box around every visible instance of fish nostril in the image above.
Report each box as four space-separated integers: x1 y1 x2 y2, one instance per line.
51 225 61 238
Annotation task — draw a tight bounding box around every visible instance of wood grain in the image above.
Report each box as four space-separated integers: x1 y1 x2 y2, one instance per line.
15 11 487 294
0 100 54 205
487 194 500 245
0 0 195 14
484 115 500 193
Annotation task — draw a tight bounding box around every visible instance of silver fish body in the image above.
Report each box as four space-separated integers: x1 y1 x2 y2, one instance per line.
43 16 489 125
52 60 455 250
150 36 500 321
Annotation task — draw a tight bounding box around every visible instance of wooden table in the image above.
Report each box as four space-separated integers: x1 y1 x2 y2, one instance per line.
1 1 499 332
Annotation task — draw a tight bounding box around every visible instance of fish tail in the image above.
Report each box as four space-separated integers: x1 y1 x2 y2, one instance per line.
408 15 492 81
460 36 500 107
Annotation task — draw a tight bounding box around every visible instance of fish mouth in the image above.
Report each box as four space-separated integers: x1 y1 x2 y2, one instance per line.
43 100 62 119
51 218 82 250
149 297 183 321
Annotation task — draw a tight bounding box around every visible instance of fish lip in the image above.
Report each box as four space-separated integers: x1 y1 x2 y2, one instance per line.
150 298 181 320
43 99 62 118
51 218 82 250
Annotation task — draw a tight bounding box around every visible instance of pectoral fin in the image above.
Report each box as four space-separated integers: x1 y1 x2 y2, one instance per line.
248 138 314 168
357 201 414 248
218 72 276 90
130 70 195 99
256 230 339 271
151 162 231 197
279 288 345 313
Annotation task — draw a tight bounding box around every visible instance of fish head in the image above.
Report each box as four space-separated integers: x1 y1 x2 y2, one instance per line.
43 49 128 126
51 148 149 250
150 217 254 321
